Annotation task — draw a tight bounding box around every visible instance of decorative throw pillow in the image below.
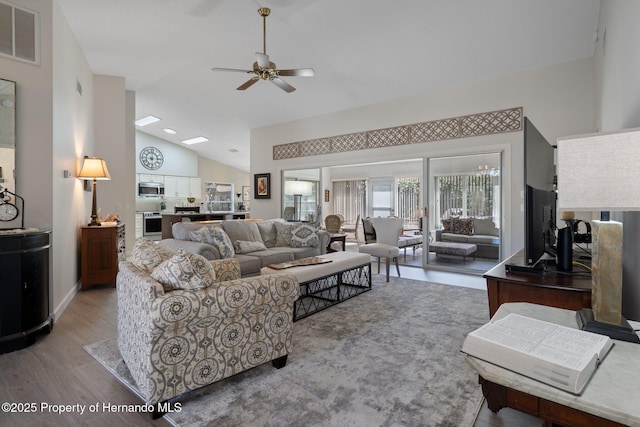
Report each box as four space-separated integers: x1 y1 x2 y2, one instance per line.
274 222 296 247
151 248 216 292
131 238 175 273
257 220 283 247
441 218 452 233
189 226 235 259
473 217 499 236
452 218 474 235
234 240 268 254
291 224 320 248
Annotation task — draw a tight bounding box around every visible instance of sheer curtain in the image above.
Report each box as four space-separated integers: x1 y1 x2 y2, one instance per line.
332 180 366 224
436 174 498 221
396 177 421 228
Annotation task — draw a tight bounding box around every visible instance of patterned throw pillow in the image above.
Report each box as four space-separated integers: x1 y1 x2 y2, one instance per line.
151 248 216 292
189 226 235 259
291 224 320 247
441 218 452 233
233 240 268 254
452 218 474 235
256 220 283 247
274 222 295 247
131 238 175 273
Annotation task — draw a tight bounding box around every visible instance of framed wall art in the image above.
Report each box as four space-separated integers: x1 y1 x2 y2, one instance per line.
254 173 271 199
242 185 251 201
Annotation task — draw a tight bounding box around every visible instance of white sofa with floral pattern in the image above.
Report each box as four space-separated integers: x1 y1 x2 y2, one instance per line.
117 239 300 411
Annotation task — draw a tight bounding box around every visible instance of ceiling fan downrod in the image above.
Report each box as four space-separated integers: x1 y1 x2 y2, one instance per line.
259 7 270 55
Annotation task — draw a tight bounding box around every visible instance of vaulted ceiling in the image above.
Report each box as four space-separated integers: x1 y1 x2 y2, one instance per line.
56 0 600 172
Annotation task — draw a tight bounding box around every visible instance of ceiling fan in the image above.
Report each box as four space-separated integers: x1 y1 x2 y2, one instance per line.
211 7 315 93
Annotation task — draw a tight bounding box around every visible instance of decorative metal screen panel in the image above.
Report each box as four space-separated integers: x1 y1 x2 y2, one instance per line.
368 126 409 148
299 137 332 156
273 107 523 160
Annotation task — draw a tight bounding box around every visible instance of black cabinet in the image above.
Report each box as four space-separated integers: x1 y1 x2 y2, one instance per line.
0 230 52 354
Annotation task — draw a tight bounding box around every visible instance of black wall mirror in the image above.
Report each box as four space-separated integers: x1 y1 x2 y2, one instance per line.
0 78 16 194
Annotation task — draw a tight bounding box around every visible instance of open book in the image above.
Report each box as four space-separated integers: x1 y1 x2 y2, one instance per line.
462 313 613 394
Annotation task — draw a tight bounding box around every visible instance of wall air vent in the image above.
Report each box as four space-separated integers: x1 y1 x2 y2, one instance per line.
0 1 39 64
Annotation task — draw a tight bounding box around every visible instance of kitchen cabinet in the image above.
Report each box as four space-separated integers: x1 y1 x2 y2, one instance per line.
165 176 201 199
164 175 189 198
135 212 143 239
190 177 202 199
138 174 164 183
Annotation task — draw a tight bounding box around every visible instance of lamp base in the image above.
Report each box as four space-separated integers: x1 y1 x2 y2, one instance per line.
576 308 640 343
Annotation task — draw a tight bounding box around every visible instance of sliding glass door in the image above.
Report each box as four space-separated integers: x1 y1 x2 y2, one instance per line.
424 153 502 273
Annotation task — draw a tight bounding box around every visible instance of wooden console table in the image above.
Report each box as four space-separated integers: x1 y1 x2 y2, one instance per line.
466 303 640 427
483 250 592 317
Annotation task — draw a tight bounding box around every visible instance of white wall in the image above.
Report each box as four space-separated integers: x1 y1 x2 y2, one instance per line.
94 76 135 256
1 1 131 319
251 57 598 257
595 0 640 320
52 0 95 316
136 131 198 176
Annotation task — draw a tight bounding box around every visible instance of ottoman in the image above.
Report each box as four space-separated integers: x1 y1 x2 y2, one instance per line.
429 241 477 263
261 251 371 320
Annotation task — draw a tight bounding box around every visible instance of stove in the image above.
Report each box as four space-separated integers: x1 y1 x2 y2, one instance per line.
142 211 162 240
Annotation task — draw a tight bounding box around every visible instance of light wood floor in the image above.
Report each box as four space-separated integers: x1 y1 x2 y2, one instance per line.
0 276 543 427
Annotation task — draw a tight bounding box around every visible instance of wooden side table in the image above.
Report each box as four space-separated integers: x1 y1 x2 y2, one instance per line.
81 223 125 290
484 250 592 317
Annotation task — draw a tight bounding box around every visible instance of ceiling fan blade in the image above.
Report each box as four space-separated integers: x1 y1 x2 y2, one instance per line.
278 68 315 77
237 77 260 90
272 77 296 93
212 67 253 73
256 52 270 68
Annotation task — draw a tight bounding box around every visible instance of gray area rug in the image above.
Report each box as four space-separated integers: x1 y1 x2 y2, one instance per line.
85 276 489 427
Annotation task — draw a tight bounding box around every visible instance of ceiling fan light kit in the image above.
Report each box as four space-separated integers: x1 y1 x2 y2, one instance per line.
212 7 314 93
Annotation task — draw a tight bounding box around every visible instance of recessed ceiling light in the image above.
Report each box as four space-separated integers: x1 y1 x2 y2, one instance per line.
181 136 209 145
163 128 177 135
135 115 160 126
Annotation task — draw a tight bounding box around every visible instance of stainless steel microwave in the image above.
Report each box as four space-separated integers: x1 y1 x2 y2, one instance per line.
138 182 165 197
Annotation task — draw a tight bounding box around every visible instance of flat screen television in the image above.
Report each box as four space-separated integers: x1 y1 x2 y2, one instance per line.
524 185 557 267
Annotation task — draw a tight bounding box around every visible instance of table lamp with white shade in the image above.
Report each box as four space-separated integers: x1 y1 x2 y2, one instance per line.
557 127 640 343
77 156 111 226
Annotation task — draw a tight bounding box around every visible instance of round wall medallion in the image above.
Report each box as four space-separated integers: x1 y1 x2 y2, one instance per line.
0 202 19 221
139 146 164 170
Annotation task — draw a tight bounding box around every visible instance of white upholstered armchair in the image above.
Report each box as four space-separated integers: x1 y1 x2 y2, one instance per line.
358 217 403 281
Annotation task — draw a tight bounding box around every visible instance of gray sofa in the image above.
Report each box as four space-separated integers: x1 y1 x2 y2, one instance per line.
435 217 500 259
159 219 330 276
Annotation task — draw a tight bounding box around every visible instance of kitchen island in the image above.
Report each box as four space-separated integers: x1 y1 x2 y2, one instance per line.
160 212 250 239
